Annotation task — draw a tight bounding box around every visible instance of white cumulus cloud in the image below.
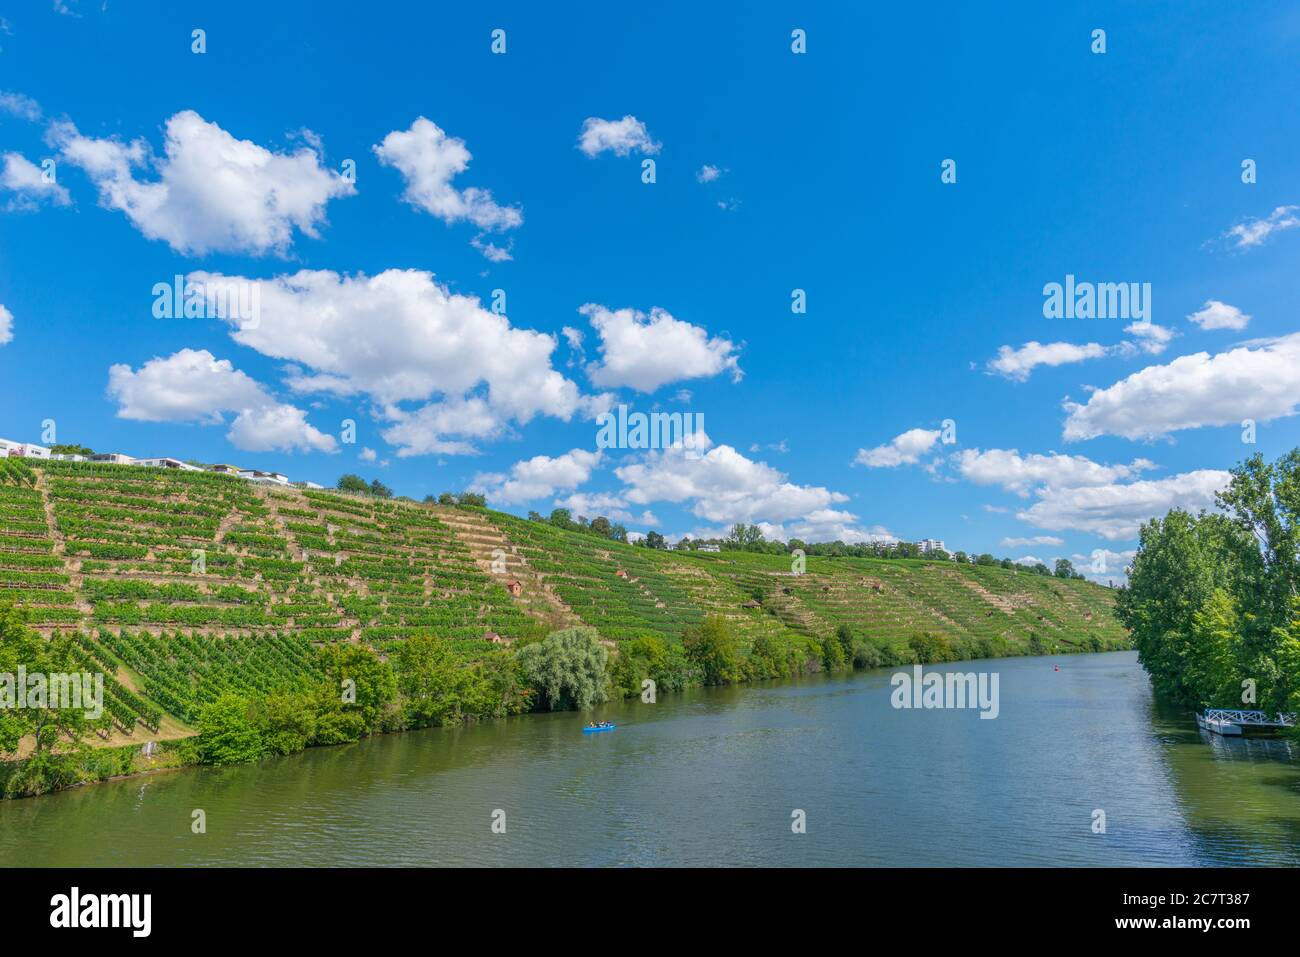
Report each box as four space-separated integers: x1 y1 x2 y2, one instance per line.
1122 321 1175 355
189 268 586 457
1 152 72 209
1063 333 1300 440
1002 535 1064 548
987 341 1109 381
47 110 354 256
1015 470 1230 541
475 449 602 504
754 511 896 546
854 428 941 468
580 303 740 392
554 491 658 526
106 348 336 453
955 448 1157 497
374 117 522 236
1187 299 1250 331
1225 205 1299 249
614 432 852 527
0 91 41 121
577 115 660 157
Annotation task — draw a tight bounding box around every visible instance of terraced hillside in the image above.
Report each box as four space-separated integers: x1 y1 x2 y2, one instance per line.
479 510 1127 656
0 460 1128 744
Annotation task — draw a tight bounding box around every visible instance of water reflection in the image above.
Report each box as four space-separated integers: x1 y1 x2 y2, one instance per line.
0 651 1296 866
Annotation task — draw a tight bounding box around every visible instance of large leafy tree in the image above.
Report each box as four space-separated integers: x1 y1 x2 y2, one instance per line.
391 634 490 727
681 615 741 686
1116 510 1229 705
316 643 398 734
336 473 370 493
1215 451 1300 647
516 627 609 711
727 523 765 548
1119 450 1300 711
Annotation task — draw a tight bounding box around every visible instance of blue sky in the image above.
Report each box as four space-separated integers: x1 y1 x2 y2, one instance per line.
2 1 1299 578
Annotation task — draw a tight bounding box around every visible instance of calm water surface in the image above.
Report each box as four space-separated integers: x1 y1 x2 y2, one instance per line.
2 651 1298 866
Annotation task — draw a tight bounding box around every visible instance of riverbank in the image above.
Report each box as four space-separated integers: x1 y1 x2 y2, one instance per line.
4 652 1298 867
1 635 1129 800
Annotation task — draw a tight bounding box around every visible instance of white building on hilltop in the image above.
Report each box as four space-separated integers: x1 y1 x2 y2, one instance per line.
135 457 202 471
239 469 290 485
0 438 50 458
1 438 325 489
916 539 946 554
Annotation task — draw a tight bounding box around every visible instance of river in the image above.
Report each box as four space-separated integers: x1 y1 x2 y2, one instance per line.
2 651 1298 866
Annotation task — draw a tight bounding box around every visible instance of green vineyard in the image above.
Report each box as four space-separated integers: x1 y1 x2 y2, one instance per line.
0 459 1128 745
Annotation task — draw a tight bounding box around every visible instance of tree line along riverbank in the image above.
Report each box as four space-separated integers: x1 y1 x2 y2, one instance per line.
1118 449 1300 722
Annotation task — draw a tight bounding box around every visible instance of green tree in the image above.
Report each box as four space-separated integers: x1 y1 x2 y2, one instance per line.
517 627 610 711
1215 451 1300 652
643 530 666 549
835 623 856 665
257 692 318 756
821 634 846 672
727 523 765 548
337 473 369 493
682 615 741 685
611 634 677 697
1183 590 1244 708
1116 509 1236 706
198 694 265 765
908 632 957 663
1272 599 1300 717
316 643 398 734
1054 558 1076 579
392 634 484 727
745 633 801 681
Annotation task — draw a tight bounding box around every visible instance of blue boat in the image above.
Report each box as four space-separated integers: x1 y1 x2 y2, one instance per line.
582 723 616 734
